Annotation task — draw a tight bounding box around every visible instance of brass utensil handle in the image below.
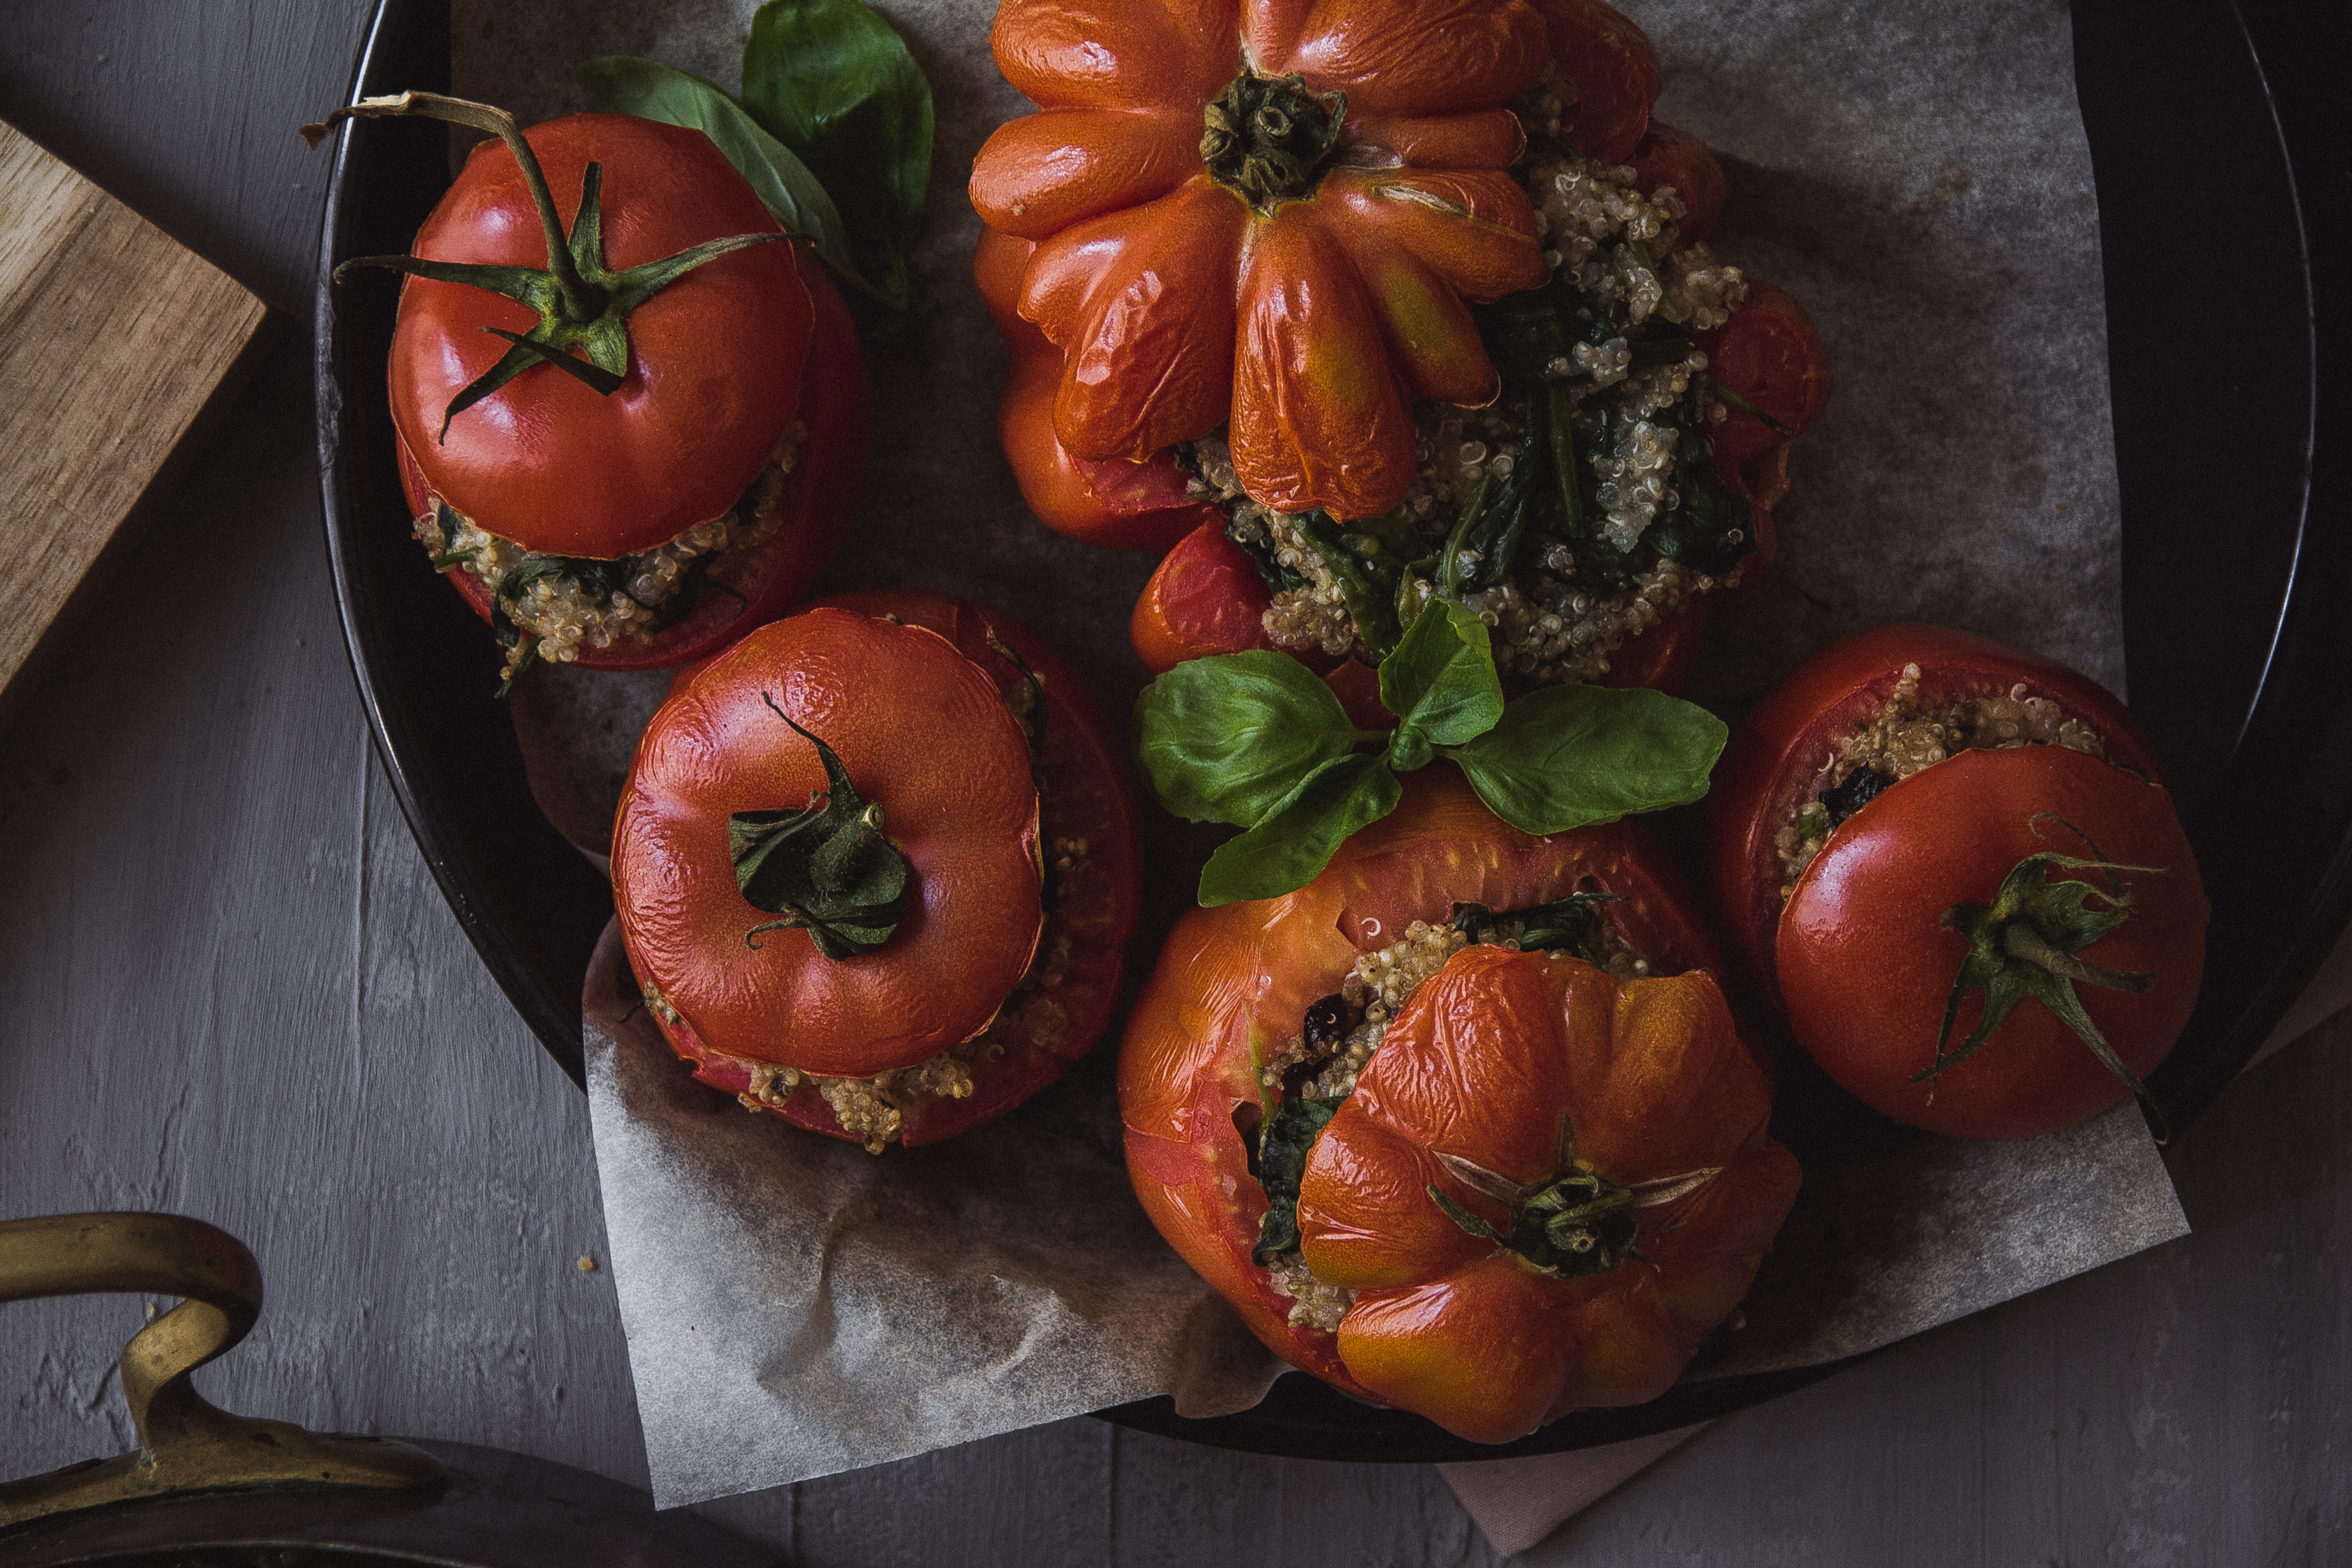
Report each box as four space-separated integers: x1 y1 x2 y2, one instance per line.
0 1211 440 1531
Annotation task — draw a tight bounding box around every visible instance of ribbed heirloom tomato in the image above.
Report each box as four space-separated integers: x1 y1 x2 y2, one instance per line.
1707 624 2209 1139
613 594 1139 1150
336 98 870 676
966 0 1829 699
1120 771 1798 1441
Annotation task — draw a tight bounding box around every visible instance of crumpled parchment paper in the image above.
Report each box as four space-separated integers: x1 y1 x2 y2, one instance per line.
453 0 2181 1509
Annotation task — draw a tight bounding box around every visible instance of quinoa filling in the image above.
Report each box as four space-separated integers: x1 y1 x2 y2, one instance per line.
1249 892 1647 1332
1190 68 1755 686
414 421 807 680
1771 663 2110 901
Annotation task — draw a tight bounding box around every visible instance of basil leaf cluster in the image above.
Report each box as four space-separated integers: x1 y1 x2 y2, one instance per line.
1136 601 1728 906
578 0 934 327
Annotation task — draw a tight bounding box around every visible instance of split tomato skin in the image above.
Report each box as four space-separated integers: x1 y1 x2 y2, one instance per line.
1119 769 1771 1426
1699 280 1831 512
1707 623 2204 1139
623 593 1142 1149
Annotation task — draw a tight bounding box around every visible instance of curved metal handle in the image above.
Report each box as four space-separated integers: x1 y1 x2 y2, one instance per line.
0 1212 441 1530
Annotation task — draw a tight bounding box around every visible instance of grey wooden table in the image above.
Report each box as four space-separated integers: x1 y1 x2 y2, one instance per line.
3 5 2347 1563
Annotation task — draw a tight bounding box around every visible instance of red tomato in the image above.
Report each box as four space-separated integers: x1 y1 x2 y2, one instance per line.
614 596 1140 1148
1707 623 2207 1138
1534 0 1661 165
1700 280 1831 512
1630 120 1727 243
390 114 869 669
1120 770 1794 1436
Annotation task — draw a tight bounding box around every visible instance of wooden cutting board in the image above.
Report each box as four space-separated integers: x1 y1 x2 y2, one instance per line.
0 119 268 731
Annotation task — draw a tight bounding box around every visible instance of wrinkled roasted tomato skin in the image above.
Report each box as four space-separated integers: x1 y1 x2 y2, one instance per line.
1299 947 1796 1441
1629 120 1725 242
973 0 1553 519
1532 0 1661 164
1707 623 2203 1139
614 608 1045 1084
639 592 1144 1148
1119 770 1778 1428
396 264 867 671
1700 281 1832 512
974 228 1220 552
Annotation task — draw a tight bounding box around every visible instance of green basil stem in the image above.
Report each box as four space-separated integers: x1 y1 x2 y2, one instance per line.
1548 382 1583 538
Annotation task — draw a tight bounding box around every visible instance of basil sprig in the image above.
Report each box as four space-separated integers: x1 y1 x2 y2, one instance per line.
1136 600 1727 906
578 0 934 328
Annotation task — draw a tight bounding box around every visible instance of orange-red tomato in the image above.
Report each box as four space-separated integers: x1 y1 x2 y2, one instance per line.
1120 770 1796 1439
391 114 869 669
1707 624 2207 1139
972 0 1553 520
974 228 1221 553
614 596 1140 1146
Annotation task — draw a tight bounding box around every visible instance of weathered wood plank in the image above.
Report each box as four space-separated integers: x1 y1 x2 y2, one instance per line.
0 121 268 734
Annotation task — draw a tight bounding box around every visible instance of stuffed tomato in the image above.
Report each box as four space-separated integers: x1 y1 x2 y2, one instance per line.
614 593 1138 1150
970 0 1828 694
1708 623 2208 1139
1120 770 1798 1442
331 98 871 682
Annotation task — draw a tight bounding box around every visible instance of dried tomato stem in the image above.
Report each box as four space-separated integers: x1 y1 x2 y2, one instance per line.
1201 73 1347 210
303 91 603 321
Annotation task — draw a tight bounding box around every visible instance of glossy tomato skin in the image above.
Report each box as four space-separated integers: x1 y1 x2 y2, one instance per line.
1707 623 2203 1139
1119 769 1768 1420
1298 947 1796 1441
974 228 1221 552
397 260 868 671
624 593 1142 1148
614 607 1044 1083
1780 748 2204 1139
1700 280 1831 513
974 0 1553 520
1534 0 1661 165
394 115 822 560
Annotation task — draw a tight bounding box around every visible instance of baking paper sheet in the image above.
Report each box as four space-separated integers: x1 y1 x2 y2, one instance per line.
452 0 2183 1507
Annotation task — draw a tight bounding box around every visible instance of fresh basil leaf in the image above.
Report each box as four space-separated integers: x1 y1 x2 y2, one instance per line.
1444 684 1727 834
742 0 934 269
1198 753 1403 906
1135 651 1378 828
574 56 860 283
1378 598 1504 750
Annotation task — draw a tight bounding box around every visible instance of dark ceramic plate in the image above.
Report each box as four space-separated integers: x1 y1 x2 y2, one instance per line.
315 0 2344 1462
